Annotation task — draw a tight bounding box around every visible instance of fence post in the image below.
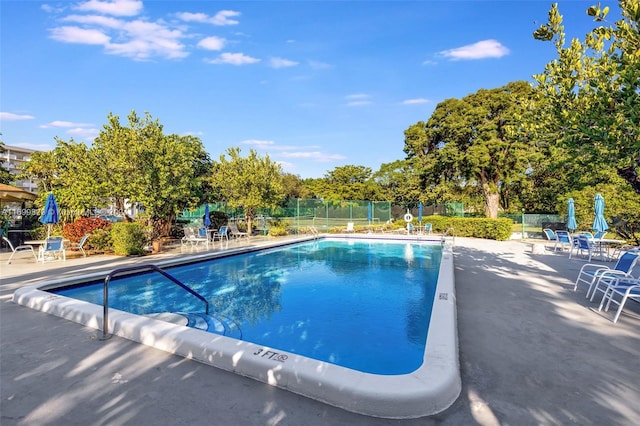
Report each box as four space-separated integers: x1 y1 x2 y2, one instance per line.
521 209 525 240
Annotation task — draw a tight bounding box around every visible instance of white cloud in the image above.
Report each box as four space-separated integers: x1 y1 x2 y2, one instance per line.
75 0 143 17
49 26 111 45
269 57 298 68
243 139 275 148
206 52 260 65
280 151 346 161
176 10 240 26
40 120 93 128
0 112 35 121
308 60 332 70
197 36 226 51
67 127 100 138
440 39 509 60
62 14 124 28
50 19 189 60
345 94 372 107
402 98 429 105
346 93 370 100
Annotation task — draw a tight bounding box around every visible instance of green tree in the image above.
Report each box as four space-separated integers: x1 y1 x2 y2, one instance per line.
308 165 382 201
532 1 640 194
372 159 419 206
405 81 538 218
23 111 213 238
94 111 212 238
281 173 311 201
211 147 284 235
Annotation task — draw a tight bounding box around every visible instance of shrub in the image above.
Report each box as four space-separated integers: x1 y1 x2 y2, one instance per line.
89 228 113 251
111 222 147 256
419 215 512 240
63 217 112 249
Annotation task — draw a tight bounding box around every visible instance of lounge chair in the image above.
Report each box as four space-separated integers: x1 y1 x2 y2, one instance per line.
554 231 572 252
574 250 640 299
181 226 209 248
228 223 248 239
2 236 37 264
66 233 90 257
39 237 66 262
342 222 355 233
597 277 640 323
423 223 433 235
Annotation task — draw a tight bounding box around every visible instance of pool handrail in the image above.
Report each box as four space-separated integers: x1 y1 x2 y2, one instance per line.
101 264 209 340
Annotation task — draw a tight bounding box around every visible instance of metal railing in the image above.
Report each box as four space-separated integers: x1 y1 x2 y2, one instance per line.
100 264 209 340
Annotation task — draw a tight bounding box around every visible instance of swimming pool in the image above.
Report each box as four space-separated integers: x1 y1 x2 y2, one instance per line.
13 235 460 418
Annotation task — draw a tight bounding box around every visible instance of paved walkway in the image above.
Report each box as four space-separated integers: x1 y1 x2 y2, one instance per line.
1 237 639 425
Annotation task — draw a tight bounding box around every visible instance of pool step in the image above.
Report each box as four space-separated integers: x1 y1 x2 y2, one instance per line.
178 312 242 339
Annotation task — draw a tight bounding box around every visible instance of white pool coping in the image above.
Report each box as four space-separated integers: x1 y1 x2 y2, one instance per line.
12 236 460 419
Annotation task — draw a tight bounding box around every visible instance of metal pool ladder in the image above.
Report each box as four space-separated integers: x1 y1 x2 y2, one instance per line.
100 264 209 340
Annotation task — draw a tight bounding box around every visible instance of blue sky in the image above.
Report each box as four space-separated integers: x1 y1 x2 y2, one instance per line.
1 0 610 178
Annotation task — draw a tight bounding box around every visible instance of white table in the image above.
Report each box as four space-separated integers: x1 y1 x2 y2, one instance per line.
595 238 627 261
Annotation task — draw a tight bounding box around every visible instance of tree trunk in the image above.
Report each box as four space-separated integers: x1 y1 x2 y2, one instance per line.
618 164 640 195
482 184 500 219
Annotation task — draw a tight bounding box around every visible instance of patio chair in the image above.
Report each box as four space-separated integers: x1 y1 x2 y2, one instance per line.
38 237 66 262
574 250 640 299
569 235 596 261
543 229 556 241
181 226 209 248
424 223 433 235
212 226 229 242
228 223 248 239
597 277 640 323
341 222 355 233
66 233 90 258
2 236 37 264
554 231 572 252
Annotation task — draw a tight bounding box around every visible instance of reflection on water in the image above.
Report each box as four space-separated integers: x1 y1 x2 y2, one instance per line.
53 239 442 375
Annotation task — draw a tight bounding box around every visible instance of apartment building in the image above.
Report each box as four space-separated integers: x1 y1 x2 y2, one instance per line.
1 144 39 194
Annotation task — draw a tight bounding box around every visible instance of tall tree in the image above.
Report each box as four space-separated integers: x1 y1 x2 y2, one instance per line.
373 159 419 206
23 111 213 237
308 165 382 201
211 147 284 235
405 81 538 218
532 0 640 193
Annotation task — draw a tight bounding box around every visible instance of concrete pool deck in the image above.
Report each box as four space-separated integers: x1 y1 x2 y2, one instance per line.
2 236 640 425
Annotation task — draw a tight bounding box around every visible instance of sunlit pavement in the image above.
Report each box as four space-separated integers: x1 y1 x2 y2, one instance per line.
1 237 639 425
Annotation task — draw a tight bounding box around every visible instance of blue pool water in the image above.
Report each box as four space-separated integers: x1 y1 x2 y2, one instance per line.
51 239 442 375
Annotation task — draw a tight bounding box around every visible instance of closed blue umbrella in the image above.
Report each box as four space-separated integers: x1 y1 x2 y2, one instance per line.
203 204 211 227
566 198 577 232
592 193 609 233
418 203 423 225
367 202 372 224
40 192 59 238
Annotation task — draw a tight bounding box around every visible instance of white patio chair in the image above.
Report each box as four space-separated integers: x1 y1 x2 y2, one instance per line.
66 233 90 257
38 237 66 262
2 236 37 264
228 223 248 239
574 250 640 299
597 277 640 323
